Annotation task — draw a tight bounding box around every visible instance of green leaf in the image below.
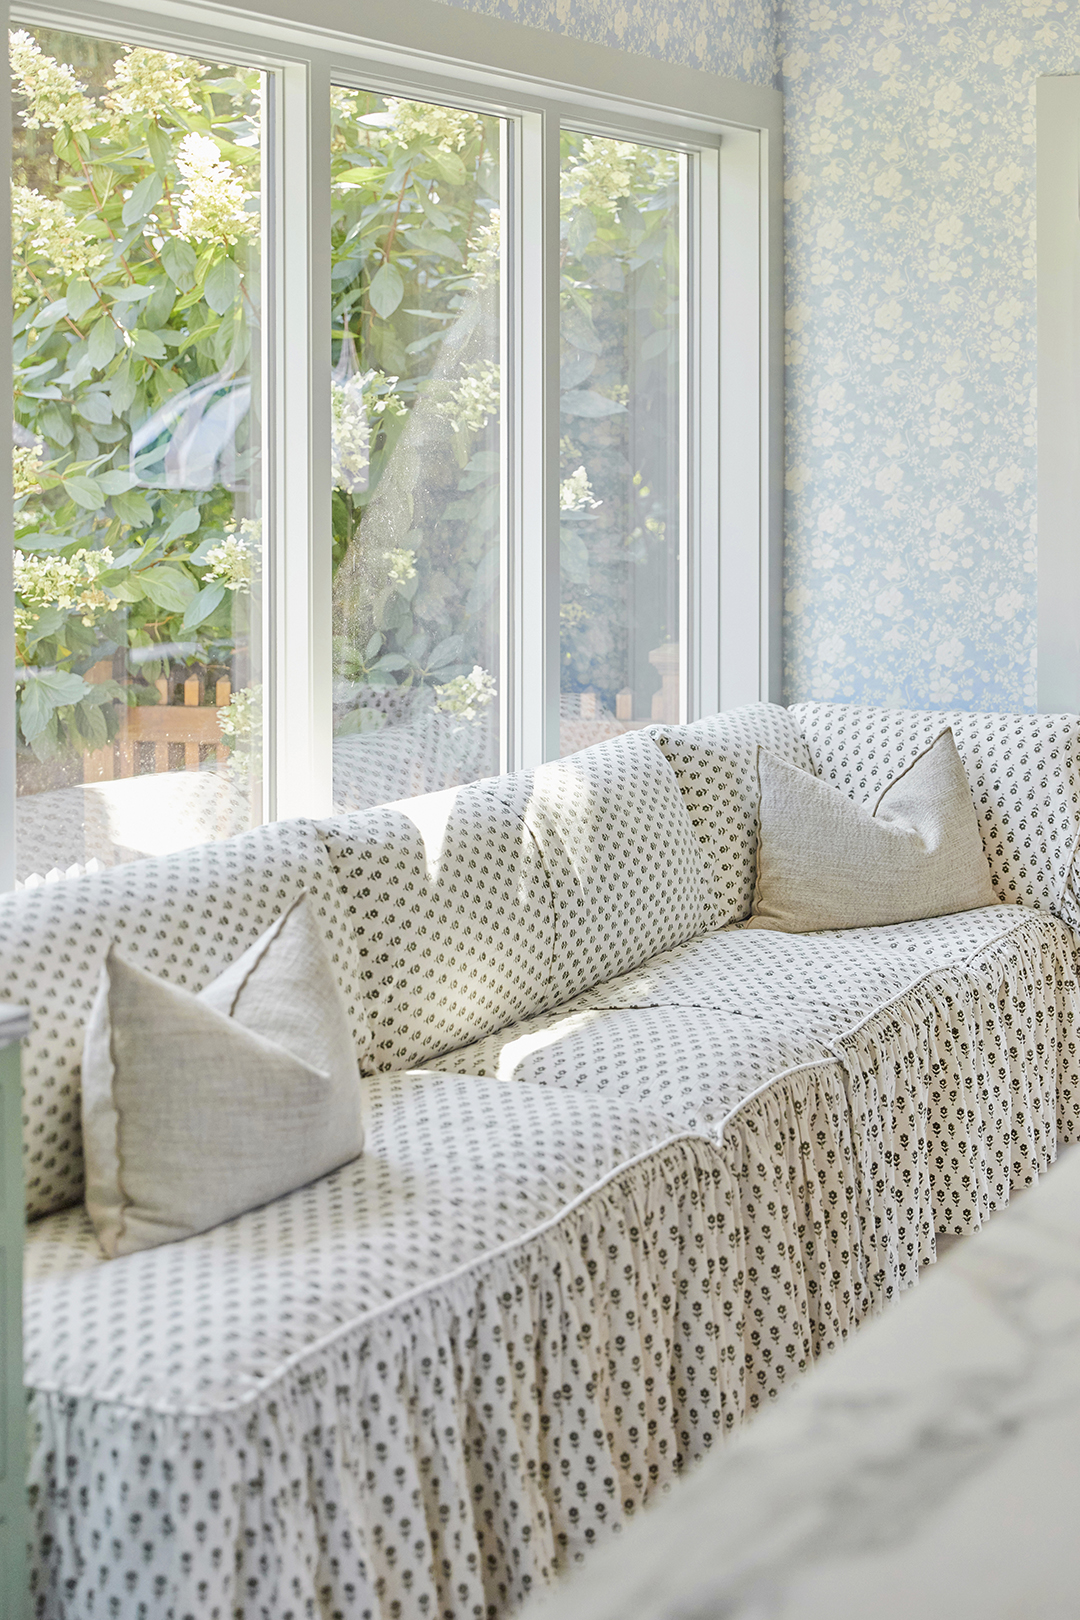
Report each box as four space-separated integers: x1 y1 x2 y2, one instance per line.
567 208 596 258
559 389 626 418
109 284 154 304
106 577 147 603
39 405 73 447
122 173 164 226
562 304 603 354
110 489 154 527
181 581 226 630
131 329 167 360
97 469 140 495
368 261 404 320
139 565 197 612
75 390 114 425
161 237 198 292
405 227 462 261
65 278 98 321
25 605 69 648
162 506 201 542
19 671 90 741
87 317 120 370
14 530 78 552
204 259 242 316
63 474 107 510
428 148 467 187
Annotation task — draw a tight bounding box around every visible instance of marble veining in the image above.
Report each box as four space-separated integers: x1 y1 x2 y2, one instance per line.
529 1145 1080 1620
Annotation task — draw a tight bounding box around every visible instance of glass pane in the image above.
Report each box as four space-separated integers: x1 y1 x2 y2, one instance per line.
330 89 502 810
11 28 264 885
559 133 682 756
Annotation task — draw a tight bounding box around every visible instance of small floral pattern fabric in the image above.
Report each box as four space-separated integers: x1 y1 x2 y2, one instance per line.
487 729 713 1004
649 702 814 924
317 778 555 1071
13 703 1080 1620
26 1073 732 1620
791 704 1080 928
1 818 370 1220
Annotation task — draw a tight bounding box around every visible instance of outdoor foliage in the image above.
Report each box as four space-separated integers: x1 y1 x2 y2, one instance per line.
10 29 261 774
10 34 681 784
328 98 681 733
558 131 680 712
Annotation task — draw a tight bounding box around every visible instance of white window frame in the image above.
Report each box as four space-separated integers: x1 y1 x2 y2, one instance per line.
1 0 782 883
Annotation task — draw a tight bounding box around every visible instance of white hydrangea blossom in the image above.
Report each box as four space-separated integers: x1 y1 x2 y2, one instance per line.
387 97 482 152
10 31 97 132
13 442 45 499
561 136 676 221
14 546 115 630
435 360 500 435
175 132 257 246
106 47 203 119
12 185 106 284
332 370 405 495
386 548 417 584
203 519 258 590
464 209 500 291
559 465 601 512
331 372 371 495
217 682 261 787
434 664 496 720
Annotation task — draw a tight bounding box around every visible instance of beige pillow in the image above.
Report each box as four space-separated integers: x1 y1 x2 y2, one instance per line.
82 892 364 1257
749 727 995 934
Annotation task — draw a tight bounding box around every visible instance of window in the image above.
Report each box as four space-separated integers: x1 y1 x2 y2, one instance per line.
3 0 781 887
10 26 266 883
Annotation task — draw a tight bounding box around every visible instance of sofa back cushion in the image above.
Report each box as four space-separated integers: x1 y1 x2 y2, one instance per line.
790 703 1080 928
489 730 712 1004
1 819 368 1222
317 778 555 1071
650 702 815 926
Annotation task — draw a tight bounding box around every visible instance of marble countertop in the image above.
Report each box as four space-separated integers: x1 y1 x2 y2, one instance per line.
527 1145 1080 1620
0 1005 30 1047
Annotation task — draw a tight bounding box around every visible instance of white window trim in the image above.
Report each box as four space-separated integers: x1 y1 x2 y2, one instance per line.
2 0 782 881
1037 75 1080 713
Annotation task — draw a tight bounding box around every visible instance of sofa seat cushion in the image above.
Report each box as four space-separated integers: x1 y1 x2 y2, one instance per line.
426 1002 837 1137
581 904 1039 1033
24 1069 675 1411
25 1072 736 1619
790 703 1080 929
488 729 712 1006
430 905 1045 1138
317 778 555 1072
649 702 815 926
1 818 369 1222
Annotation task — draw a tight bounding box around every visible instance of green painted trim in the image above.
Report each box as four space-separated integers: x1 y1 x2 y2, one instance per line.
0 1038 27 1618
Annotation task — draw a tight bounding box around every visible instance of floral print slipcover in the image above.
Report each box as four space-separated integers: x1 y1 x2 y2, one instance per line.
8 703 1080 1618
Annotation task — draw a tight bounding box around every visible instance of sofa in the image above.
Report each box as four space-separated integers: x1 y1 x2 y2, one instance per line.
5 700 1080 1620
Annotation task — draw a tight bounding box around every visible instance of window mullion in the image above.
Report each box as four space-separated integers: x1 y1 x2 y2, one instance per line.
270 56 334 822
510 106 559 770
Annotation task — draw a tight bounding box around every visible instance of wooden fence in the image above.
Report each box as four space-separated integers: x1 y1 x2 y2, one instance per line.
83 659 232 781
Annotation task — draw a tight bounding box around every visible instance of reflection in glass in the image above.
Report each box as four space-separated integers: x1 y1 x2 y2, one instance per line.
10 28 263 884
329 90 502 811
558 132 682 756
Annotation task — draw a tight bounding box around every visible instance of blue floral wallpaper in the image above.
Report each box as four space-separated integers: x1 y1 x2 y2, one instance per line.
432 0 778 84
434 0 1080 712
780 0 1080 709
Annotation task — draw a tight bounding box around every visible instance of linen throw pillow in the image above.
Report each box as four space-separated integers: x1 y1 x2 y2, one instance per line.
749 727 996 933
82 892 364 1257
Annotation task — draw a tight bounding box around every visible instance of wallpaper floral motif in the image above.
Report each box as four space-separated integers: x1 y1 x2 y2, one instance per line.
780 0 1080 710
434 0 778 84
434 0 1080 713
